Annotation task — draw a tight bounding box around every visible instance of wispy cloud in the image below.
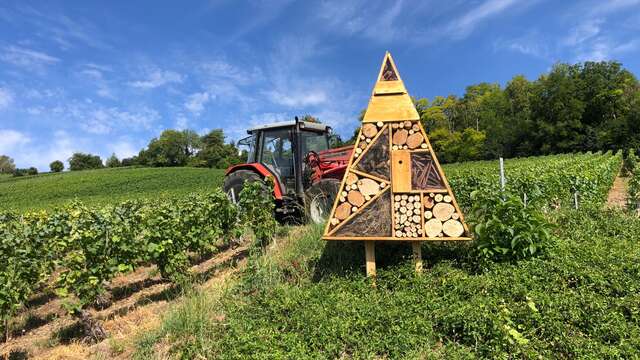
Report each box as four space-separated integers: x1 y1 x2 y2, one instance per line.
184 91 212 116
445 0 518 39
128 69 184 89
55 101 161 135
562 18 603 46
316 0 407 43
265 89 328 107
497 0 640 63
12 5 111 50
0 87 14 110
0 129 30 154
494 31 551 60
107 138 140 159
0 45 60 72
77 63 115 98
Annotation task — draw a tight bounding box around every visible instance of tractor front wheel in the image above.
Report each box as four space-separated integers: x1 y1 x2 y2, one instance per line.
223 170 265 204
305 178 340 224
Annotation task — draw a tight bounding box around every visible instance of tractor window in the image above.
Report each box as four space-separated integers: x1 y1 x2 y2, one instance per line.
261 129 294 189
238 134 257 163
301 131 329 155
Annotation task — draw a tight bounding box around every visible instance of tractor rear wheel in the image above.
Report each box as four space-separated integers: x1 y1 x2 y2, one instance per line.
223 170 265 204
305 178 340 224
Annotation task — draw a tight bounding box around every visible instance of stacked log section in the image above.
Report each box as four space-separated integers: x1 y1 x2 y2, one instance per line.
393 194 423 238
354 122 385 158
329 172 388 228
422 192 465 238
391 121 428 151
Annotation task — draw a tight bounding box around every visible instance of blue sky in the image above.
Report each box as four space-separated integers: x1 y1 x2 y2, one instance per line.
1 0 639 170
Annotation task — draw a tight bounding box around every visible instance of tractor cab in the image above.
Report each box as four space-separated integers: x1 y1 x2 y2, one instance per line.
225 118 350 222
237 120 332 197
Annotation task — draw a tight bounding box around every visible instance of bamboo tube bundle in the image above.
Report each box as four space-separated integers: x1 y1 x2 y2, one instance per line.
393 193 423 238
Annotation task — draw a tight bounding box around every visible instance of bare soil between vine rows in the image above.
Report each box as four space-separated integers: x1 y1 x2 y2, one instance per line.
606 175 629 209
0 243 248 360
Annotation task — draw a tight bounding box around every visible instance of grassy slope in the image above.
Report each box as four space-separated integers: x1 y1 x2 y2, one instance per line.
0 167 225 212
137 209 640 359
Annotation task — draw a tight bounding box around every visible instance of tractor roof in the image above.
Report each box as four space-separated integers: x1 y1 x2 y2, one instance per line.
247 120 330 134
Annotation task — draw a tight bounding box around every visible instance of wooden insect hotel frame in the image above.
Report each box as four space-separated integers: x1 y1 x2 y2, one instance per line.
323 52 472 276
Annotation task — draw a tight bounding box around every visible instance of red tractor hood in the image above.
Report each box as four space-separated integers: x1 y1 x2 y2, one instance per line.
318 145 353 163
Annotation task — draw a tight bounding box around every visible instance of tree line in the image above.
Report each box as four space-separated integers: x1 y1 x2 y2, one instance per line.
419 60 640 163
0 129 246 175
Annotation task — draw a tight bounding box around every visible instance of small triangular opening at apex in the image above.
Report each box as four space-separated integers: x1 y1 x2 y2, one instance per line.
380 58 398 81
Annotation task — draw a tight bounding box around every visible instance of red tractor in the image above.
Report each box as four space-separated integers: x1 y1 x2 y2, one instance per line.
223 117 353 223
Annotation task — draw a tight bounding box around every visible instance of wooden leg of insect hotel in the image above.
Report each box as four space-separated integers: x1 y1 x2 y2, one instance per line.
412 241 423 274
365 241 376 278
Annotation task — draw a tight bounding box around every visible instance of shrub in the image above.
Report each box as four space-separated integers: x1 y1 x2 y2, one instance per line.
50 160 64 173
622 149 637 177
12 167 38 177
69 152 103 171
105 153 121 168
628 172 640 212
471 190 553 262
238 178 277 247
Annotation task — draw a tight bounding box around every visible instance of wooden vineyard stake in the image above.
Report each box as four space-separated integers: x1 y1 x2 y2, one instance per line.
323 52 471 276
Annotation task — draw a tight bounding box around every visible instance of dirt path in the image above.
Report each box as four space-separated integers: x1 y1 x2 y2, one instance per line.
606 175 629 209
0 244 248 360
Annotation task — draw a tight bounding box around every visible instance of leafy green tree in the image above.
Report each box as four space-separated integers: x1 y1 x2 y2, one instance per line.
138 129 201 167
69 153 104 171
197 129 244 169
0 155 15 174
50 160 64 173
105 153 121 168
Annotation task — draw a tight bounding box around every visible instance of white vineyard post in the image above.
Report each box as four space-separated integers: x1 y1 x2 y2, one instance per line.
523 192 527 208
574 191 579 209
230 188 236 204
499 157 505 191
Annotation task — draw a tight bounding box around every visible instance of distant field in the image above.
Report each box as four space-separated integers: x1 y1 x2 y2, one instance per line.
0 167 225 212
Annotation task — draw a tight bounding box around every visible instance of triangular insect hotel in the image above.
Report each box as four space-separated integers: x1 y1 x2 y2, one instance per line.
323 52 471 241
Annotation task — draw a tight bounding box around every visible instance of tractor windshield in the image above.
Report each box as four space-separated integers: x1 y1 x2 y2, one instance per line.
300 130 329 155
261 129 295 192
238 134 257 163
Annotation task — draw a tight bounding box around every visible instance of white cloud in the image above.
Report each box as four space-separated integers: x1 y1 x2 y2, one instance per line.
316 0 406 43
107 139 139 159
61 102 160 134
128 69 184 89
265 89 327 107
175 115 189 130
445 0 518 39
0 129 30 154
562 18 603 46
185 92 212 116
0 88 14 110
0 45 60 71
11 130 76 171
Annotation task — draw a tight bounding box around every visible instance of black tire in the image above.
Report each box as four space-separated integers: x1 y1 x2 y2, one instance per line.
223 170 265 204
304 178 341 224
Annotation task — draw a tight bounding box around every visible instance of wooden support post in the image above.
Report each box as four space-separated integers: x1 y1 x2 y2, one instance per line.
412 241 422 274
364 241 376 277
